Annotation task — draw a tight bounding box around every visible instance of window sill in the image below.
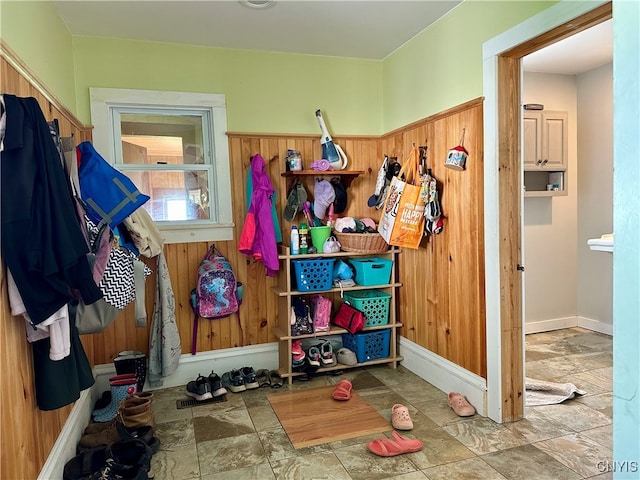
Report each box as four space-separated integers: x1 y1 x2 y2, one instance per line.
160 223 235 244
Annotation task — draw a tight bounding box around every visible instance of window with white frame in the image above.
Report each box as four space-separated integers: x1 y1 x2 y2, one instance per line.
89 88 234 243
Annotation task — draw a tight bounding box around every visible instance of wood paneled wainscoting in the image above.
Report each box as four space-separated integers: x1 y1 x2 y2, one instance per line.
381 101 486 379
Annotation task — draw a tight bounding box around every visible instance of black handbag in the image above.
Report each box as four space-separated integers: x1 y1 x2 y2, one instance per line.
291 297 314 336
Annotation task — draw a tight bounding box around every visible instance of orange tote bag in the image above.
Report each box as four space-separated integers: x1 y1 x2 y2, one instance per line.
378 147 425 249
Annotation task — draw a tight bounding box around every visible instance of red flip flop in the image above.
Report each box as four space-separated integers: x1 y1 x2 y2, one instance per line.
332 379 352 401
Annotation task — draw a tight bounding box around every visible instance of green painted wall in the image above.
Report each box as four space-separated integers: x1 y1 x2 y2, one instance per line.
381 1 555 132
1 1 555 136
72 37 382 134
0 1 77 112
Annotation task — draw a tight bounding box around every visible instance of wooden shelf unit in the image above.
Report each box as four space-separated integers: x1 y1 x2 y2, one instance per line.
273 245 402 383
281 170 365 190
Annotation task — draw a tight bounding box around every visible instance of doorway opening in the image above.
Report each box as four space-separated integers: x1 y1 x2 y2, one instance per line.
484 1 612 423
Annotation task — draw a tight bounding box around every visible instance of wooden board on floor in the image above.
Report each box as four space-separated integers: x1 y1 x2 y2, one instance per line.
267 385 392 449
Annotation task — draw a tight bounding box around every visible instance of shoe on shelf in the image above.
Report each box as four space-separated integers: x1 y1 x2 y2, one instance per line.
240 366 259 390
336 347 358 366
307 346 321 367
320 340 336 366
207 371 227 397
292 357 308 372
186 374 212 401
291 340 306 362
222 369 247 393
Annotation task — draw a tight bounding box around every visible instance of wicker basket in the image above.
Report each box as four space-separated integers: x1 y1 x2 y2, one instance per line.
334 232 390 254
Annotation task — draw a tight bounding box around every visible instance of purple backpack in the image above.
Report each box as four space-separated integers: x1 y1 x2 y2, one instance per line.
190 245 241 354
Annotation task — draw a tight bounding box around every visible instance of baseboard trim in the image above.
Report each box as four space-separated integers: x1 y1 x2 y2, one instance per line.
525 316 612 336
37 388 93 480
95 342 280 393
525 316 577 334
41 342 280 479
398 336 487 417
577 316 613 336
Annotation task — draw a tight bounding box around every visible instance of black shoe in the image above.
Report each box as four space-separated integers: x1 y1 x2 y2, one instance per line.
116 423 160 454
85 439 152 479
186 374 213 401
63 447 107 480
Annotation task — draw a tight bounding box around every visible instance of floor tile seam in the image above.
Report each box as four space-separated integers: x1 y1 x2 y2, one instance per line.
330 444 395 480
526 440 593 479
447 455 508 478
572 431 614 453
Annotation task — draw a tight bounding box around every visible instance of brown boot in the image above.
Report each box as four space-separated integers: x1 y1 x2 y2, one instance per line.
133 391 154 402
78 422 120 450
120 396 156 430
84 417 117 435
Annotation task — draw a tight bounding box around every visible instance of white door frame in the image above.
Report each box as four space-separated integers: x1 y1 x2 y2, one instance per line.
481 0 608 422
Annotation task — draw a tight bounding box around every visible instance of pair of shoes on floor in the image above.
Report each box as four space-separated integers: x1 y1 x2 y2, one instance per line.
367 431 423 457
391 403 413 430
255 369 284 388
240 366 259 389
448 392 475 417
186 372 227 401
332 379 352 400
222 367 260 393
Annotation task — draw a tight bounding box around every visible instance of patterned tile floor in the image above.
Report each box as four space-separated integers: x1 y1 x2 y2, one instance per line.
149 328 613 479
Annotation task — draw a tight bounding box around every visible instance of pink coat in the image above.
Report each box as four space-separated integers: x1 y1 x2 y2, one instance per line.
238 154 279 276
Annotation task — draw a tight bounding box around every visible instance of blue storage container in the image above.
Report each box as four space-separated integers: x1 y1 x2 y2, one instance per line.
341 329 391 363
349 257 393 286
292 258 335 291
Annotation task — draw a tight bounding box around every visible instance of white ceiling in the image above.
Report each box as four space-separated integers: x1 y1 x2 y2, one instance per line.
53 0 462 60
53 1 612 71
522 19 613 75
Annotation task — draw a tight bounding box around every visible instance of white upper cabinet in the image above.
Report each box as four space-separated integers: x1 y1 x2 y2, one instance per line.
523 110 568 171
